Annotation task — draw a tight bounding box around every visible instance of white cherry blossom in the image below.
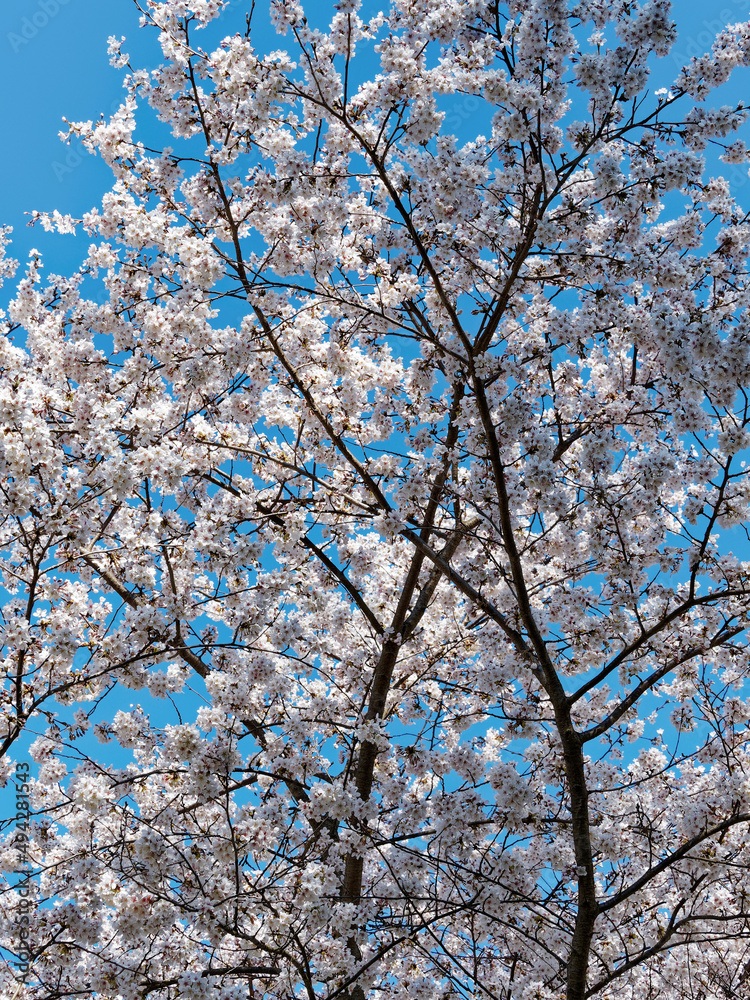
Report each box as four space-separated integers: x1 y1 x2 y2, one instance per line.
2 3 750 1000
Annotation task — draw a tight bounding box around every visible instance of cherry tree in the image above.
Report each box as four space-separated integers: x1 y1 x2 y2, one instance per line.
3 1 750 998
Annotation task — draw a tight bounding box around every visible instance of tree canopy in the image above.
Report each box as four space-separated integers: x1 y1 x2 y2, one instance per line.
3 2 750 999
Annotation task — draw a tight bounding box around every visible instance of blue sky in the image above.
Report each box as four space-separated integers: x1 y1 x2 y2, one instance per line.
0 1 145 274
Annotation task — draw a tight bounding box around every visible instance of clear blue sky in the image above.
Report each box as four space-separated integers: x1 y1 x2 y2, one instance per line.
0 0 747 274
0 1 146 274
